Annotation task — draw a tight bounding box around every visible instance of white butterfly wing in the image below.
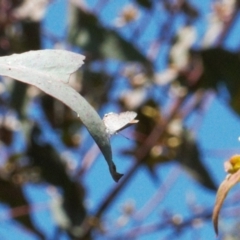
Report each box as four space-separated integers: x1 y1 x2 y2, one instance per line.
103 111 138 135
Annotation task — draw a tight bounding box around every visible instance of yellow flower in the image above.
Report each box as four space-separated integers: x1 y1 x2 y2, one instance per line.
224 155 240 174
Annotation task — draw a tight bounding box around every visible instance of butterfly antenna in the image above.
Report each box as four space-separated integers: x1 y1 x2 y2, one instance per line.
118 132 132 141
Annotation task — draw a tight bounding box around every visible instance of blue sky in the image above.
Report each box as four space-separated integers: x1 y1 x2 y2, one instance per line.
1 0 240 239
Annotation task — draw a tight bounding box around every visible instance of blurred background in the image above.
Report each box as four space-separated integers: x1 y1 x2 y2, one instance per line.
0 0 240 239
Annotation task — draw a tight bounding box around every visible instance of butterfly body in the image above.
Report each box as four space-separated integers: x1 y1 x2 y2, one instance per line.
103 111 138 136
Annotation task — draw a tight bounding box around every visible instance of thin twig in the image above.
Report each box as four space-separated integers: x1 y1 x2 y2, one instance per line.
133 166 182 222
79 96 188 239
76 144 100 178
118 208 212 239
0 201 49 221
216 8 240 47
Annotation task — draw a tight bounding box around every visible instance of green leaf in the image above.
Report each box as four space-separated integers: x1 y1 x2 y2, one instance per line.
123 99 216 190
0 177 44 239
68 5 151 63
200 48 240 90
182 48 240 115
135 0 153 9
0 50 123 182
0 49 84 83
28 125 87 233
176 130 217 191
81 69 112 108
200 48 240 115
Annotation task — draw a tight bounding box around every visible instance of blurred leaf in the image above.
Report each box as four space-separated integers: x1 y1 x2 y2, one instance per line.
101 30 148 62
199 48 240 115
63 182 86 238
40 94 71 128
10 81 28 118
123 99 216 190
135 0 152 9
40 95 82 147
9 21 41 117
28 125 75 186
0 0 24 30
0 50 122 181
200 48 240 91
60 120 82 148
81 70 113 108
212 168 240 235
0 176 44 239
28 125 86 235
13 0 48 21
163 0 199 20
68 5 151 64
181 0 199 20
0 125 14 145
176 130 217 191
180 48 240 115
126 99 164 177
135 99 160 137
21 21 41 50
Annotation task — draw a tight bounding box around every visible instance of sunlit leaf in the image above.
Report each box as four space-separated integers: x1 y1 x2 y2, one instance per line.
212 169 240 235
0 50 123 181
0 50 85 83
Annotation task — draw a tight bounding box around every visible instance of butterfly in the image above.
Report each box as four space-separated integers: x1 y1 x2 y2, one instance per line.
103 111 139 136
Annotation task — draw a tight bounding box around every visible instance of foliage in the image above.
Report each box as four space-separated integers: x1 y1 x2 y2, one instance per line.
0 50 122 182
